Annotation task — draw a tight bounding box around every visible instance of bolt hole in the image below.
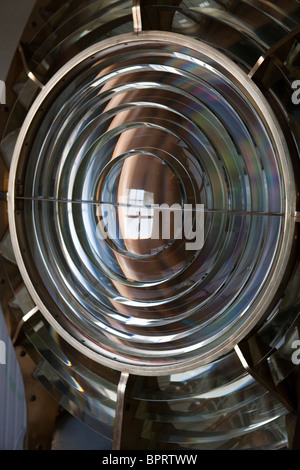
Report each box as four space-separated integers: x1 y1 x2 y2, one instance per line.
30 395 36 402
20 350 26 357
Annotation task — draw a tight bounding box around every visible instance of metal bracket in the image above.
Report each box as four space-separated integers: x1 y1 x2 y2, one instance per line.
236 336 300 450
12 306 39 346
113 372 129 450
18 43 44 90
248 25 300 86
234 341 299 416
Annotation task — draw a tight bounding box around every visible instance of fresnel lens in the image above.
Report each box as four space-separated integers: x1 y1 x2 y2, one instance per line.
1 0 299 450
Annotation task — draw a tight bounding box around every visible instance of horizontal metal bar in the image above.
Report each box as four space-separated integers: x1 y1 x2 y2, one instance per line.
13 196 285 216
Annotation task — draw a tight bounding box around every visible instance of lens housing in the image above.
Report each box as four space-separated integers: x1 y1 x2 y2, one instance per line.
8 32 296 376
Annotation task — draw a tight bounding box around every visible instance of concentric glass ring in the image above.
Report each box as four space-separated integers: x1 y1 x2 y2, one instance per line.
8 32 295 375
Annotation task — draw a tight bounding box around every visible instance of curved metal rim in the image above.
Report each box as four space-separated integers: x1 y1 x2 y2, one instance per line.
7 31 296 376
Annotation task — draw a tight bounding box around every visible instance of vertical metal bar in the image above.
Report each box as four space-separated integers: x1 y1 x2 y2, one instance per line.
132 0 142 33
113 372 129 450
